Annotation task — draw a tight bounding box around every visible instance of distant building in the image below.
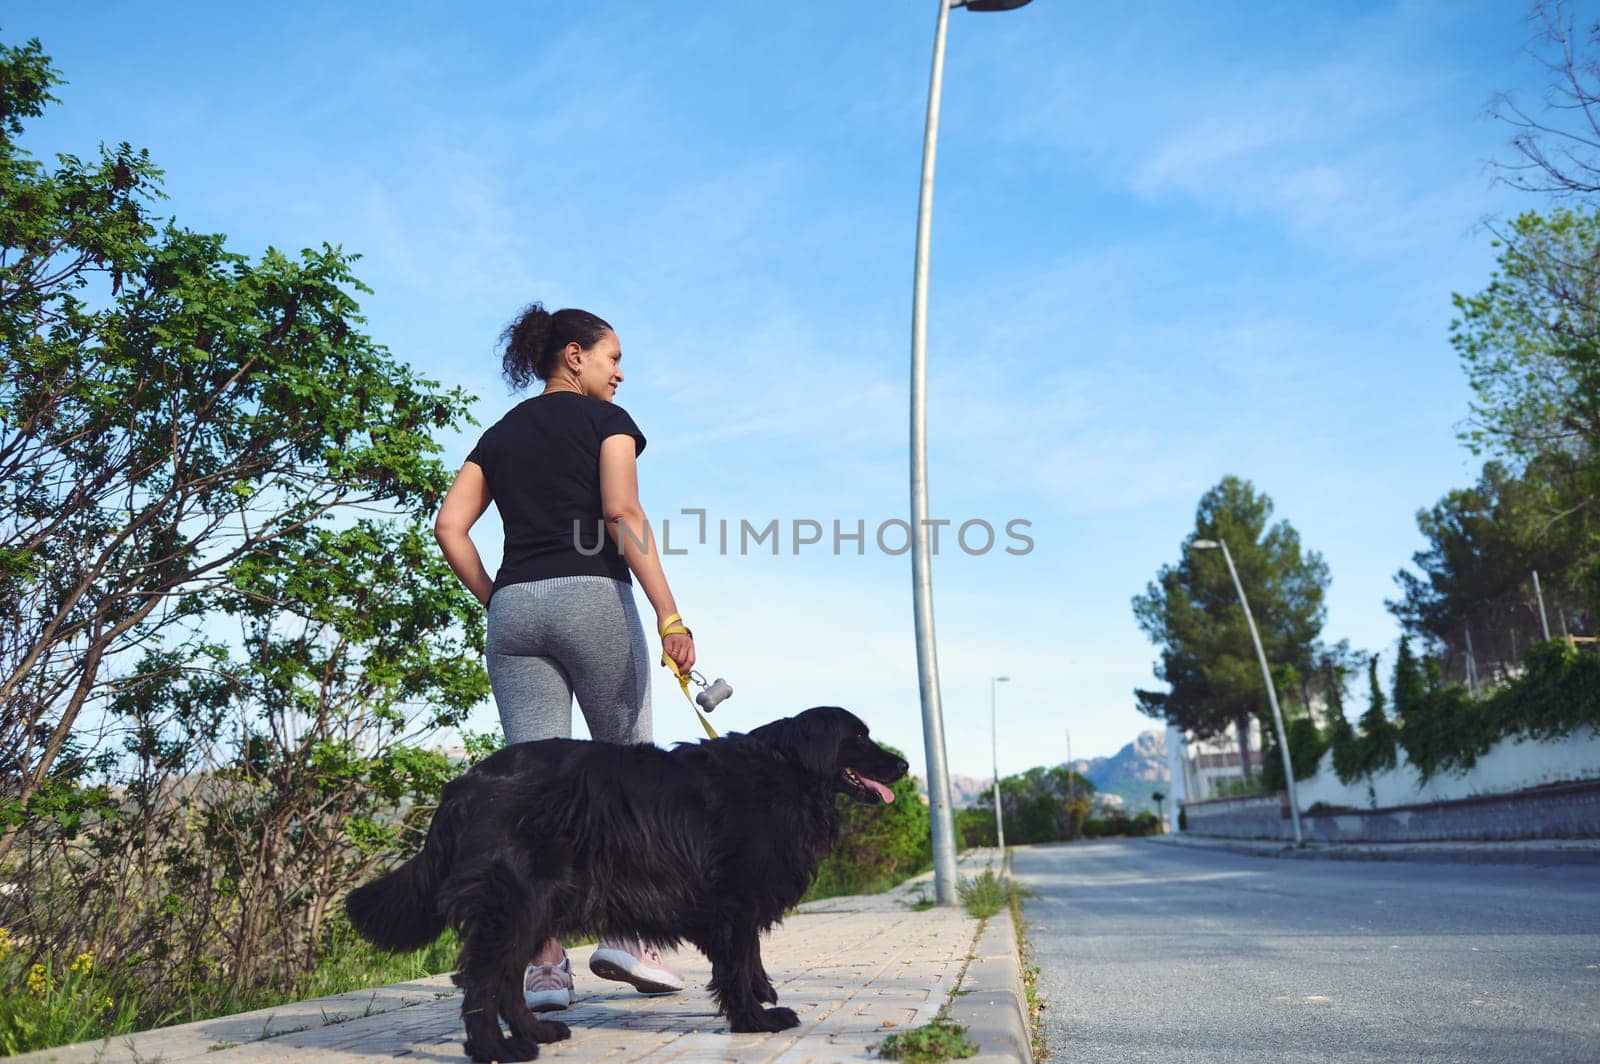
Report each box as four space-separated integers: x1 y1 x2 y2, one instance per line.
1090 793 1125 814
1169 718 1264 803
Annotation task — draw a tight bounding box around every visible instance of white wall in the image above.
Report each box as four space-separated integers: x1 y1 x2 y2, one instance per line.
1293 726 1600 810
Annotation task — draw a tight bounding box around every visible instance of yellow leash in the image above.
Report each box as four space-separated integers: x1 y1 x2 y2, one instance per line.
658 612 719 739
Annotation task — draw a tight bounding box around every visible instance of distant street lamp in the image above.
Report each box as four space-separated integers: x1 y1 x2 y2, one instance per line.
990 676 1010 851
1190 538 1305 846
1064 726 1077 839
910 0 1038 906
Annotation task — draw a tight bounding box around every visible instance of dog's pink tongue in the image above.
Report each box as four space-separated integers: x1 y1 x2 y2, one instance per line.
861 776 895 803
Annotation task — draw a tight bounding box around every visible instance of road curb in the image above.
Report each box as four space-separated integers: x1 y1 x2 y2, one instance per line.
946 906 1033 1064
1151 832 1600 865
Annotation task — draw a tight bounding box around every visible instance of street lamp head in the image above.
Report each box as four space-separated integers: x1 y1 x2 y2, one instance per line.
959 0 1036 10
1191 539 1220 550
994 675 1011 683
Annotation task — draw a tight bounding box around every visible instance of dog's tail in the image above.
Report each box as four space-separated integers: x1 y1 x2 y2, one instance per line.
345 776 472 953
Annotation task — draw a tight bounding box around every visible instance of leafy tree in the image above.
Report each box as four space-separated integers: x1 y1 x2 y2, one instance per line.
1133 476 1330 778
973 765 1091 844
0 35 472 847
1389 462 1590 667
1449 208 1600 605
0 35 483 1021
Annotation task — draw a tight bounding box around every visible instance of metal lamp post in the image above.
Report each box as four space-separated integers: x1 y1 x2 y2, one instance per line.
1064 726 1077 839
990 676 1010 851
1191 538 1305 846
910 0 1037 905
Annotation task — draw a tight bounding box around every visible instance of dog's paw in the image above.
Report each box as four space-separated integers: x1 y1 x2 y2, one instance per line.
463 1034 540 1062
729 1005 800 1033
532 1019 571 1043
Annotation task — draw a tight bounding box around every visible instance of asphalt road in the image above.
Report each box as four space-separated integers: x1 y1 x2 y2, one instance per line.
1013 839 1600 1063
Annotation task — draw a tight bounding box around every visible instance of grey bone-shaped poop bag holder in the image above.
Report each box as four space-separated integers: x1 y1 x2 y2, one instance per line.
695 677 733 713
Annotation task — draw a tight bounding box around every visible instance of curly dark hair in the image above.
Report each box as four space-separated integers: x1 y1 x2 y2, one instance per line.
499 303 614 390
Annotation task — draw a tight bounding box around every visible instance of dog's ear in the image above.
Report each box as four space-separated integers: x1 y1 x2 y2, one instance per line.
748 707 859 778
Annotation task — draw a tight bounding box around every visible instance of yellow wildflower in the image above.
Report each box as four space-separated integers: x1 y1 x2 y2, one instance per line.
27 962 48 996
0 926 11 962
104 997 114 1010
69 952 93 974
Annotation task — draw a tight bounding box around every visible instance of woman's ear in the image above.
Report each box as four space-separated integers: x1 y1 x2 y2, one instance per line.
562 341 584 374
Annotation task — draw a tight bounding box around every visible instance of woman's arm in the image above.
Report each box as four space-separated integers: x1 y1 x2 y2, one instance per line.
599 434 695 672
434 461 495 606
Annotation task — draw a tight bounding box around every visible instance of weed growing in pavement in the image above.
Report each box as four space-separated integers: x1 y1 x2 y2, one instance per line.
958 869 1033 920
874 1017 977 1062
1005 862 1048 1061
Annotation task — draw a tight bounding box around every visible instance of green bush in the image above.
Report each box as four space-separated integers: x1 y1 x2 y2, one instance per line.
954 806 996 850
806 748 931 901
1489 638 1600 740
1357 654 1401 775
1337 638 1600 785
1260 715 1327 791
1080 810 1161 838
1328 707 1363 782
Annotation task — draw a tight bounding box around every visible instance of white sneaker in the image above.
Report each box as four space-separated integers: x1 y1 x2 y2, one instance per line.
523 957 573 1011
589 938 685 995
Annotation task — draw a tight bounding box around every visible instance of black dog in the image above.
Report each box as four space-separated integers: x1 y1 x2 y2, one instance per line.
345 706 908 1062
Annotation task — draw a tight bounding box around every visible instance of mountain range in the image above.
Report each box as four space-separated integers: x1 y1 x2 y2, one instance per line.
933 730 1171 815
1067 729 1170 814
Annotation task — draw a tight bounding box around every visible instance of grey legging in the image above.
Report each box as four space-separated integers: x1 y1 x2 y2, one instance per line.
485 576 652 745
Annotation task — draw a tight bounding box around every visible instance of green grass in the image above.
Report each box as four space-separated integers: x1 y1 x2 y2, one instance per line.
289 925 462 1005
875 1017 977 1062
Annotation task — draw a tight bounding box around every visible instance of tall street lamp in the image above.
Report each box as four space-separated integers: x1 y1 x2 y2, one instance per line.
990 676 1010 851
910 0 1037 907
1064 726 1077 839
1191 538 1304 845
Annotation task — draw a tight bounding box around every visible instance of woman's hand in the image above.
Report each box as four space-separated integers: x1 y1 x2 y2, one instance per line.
662 631 696 674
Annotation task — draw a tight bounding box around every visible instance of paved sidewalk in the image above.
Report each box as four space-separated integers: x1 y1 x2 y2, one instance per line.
17 850 1030 1063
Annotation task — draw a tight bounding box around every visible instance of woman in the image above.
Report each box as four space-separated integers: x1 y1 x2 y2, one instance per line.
433 302 695 1012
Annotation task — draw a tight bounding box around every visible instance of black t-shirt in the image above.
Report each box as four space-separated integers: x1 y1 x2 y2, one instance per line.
465 393 647 591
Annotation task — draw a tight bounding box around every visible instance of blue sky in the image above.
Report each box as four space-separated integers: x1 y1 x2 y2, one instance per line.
7 1 1573 777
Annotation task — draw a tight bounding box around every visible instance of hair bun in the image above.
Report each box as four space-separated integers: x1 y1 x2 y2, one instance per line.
499 302 614 392
502 303 552 391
